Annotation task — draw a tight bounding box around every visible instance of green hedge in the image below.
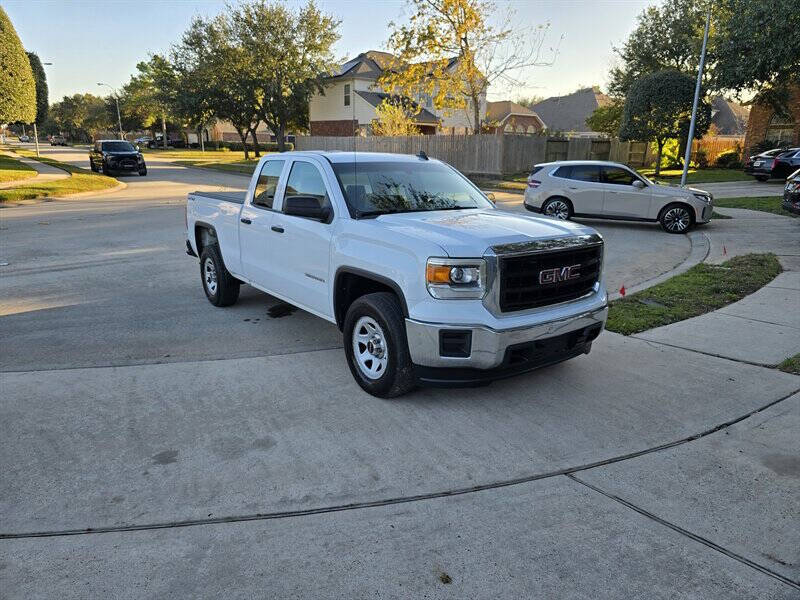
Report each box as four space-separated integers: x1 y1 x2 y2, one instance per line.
216 141 294 152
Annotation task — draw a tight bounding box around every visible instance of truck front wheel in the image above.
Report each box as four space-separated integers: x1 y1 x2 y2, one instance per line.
199 245 240 307
343 292 415 398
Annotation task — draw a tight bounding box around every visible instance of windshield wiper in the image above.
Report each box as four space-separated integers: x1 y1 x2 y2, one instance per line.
356 206 473 219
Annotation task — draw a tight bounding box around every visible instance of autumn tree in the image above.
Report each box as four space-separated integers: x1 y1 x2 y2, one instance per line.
371 100 420 136
381 0 556 134
619 70 711 176
586 101 623 137
0 7 36 124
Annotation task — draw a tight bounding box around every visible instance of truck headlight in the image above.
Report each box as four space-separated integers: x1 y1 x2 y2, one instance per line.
426 258 486 299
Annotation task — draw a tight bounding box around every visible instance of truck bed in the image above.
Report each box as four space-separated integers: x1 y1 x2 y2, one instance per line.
191 190 246 205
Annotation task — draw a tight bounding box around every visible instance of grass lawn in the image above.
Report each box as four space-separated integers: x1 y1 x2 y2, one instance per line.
142 147 262 176
172 158 259 176
0 153 37 183
641 167 752 184
606 253 782 336
778 354 800 375
713 196 797 218
0 150 119 204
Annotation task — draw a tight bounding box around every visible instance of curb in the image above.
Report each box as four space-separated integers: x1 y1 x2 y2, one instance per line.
607 230 711 301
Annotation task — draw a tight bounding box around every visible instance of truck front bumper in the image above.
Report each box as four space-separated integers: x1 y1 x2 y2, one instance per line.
405 304 608 386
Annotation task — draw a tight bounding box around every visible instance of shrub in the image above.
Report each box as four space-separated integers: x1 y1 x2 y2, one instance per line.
695 148 709 169
217 141 294 152
715 149 742 168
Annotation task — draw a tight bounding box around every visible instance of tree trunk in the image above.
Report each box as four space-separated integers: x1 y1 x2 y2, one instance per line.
275 123 285 152
654 140 665 177
472 96 481 135
236 128 250 160
248 127 261 157
161 115 167 149
198 126 205 152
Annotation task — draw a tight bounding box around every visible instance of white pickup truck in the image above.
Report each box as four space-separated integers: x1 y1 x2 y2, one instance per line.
185 151 608 397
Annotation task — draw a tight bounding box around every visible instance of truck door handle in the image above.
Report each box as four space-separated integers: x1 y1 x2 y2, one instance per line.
271 225 284 233
240 217 252 224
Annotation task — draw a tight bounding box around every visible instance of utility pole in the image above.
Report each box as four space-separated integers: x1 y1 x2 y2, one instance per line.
98 83 124 140
681 4 711 187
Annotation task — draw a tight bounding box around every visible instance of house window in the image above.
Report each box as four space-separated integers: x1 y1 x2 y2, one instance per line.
344 84 351 107
767 113 795 144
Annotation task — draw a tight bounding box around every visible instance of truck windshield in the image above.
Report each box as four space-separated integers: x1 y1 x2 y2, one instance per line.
102 141 136 152
332 161 491 218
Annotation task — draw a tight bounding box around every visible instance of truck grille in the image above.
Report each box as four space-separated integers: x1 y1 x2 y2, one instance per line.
498 245 602 312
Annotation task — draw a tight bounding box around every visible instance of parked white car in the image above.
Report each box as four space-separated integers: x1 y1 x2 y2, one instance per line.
186 151 608 397
523 160 713 233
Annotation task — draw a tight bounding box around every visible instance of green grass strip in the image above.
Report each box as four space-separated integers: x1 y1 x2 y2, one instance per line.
778 354 800 375
0 151 119 204
0 153 37 183
606 253 782 335
713 196 797 218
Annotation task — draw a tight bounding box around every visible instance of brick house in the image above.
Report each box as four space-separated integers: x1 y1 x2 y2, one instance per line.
309 50 486 136
484 101 546 135
743 86 800 154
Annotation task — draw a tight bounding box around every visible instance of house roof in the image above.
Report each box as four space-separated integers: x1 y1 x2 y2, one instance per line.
486 101 545 128
531 87 611 133
711 96 750 135
325 50 460 82
355 90 439 124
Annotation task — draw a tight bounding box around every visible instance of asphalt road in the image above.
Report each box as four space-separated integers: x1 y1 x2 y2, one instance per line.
1 144 798 598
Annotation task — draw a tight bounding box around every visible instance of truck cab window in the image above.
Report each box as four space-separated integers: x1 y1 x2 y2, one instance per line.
253 160 284 209
284 162 331 215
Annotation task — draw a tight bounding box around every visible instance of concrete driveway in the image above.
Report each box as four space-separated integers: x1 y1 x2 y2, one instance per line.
1 146 798 598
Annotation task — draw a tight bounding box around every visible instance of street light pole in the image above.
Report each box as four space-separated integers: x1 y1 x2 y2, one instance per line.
680 4 711 187
98 82 124 140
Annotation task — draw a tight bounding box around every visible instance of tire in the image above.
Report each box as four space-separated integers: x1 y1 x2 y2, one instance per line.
199 244 240 307
659 203 694 234
755 175 769 182
541 197 573 220
89 161 97 172
138 168 147 176
101 162 112 175
343 292 415 398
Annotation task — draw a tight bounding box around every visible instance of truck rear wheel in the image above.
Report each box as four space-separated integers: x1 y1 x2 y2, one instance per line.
343 292 415 398
200 244 240 307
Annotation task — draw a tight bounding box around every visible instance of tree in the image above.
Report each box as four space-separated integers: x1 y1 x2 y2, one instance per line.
608 0 710 98
516 96 545 109
227 0 340 151
48 94 109 142
26 52 48 126
121 55 178 147
0 7 36 124
381 0 556 134
619 70 711 176
371 99 420 136
712 0 800 107
586 101 623 137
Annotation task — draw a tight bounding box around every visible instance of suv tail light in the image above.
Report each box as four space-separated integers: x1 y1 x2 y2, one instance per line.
527 180 541 188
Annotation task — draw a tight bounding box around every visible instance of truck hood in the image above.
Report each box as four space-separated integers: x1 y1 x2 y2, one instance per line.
372 209 598 257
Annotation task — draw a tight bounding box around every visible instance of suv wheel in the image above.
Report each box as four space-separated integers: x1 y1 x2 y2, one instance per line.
755 175 769 182
199 244 240 306
541 197 572 220
344 292 415 398
659 204 694 234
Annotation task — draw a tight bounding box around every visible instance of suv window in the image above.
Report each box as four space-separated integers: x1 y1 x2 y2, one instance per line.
552 165 600 182
284 161 332 217
602 166 637 186
253 160 284 209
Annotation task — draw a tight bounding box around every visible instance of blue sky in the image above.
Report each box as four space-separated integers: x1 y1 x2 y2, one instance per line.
5 0 652 103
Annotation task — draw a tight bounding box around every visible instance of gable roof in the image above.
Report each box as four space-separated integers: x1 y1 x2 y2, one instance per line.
486 101 545 127
711 96 750 135
531 87 611 133
325 51 460 82
355 90 439 124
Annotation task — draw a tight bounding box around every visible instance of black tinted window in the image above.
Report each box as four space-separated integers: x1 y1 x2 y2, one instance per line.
253 160 284 209
570 165 600 182
553 166 571 178
101 141 135 152
284 162 331 214
603 166 637 185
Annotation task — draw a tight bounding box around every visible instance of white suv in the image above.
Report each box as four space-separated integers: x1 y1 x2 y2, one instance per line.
523 160 713 233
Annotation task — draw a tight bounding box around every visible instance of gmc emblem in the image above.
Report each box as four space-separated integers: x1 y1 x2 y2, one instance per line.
539 264 581 285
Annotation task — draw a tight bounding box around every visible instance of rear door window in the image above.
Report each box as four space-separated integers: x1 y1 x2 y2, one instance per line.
569 165 600 182
252 160 285 209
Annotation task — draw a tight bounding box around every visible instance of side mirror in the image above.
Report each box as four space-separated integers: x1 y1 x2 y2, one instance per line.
284 195 331 222
632 179 645 190
486 192 496 203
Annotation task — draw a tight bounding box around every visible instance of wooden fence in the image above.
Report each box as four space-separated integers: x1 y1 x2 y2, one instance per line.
295 134 736 176
689 136 743 164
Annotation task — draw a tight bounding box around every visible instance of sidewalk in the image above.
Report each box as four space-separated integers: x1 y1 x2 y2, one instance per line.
0 152 69 189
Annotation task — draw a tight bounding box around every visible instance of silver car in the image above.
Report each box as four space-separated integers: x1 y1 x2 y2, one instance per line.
523 160 713 233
